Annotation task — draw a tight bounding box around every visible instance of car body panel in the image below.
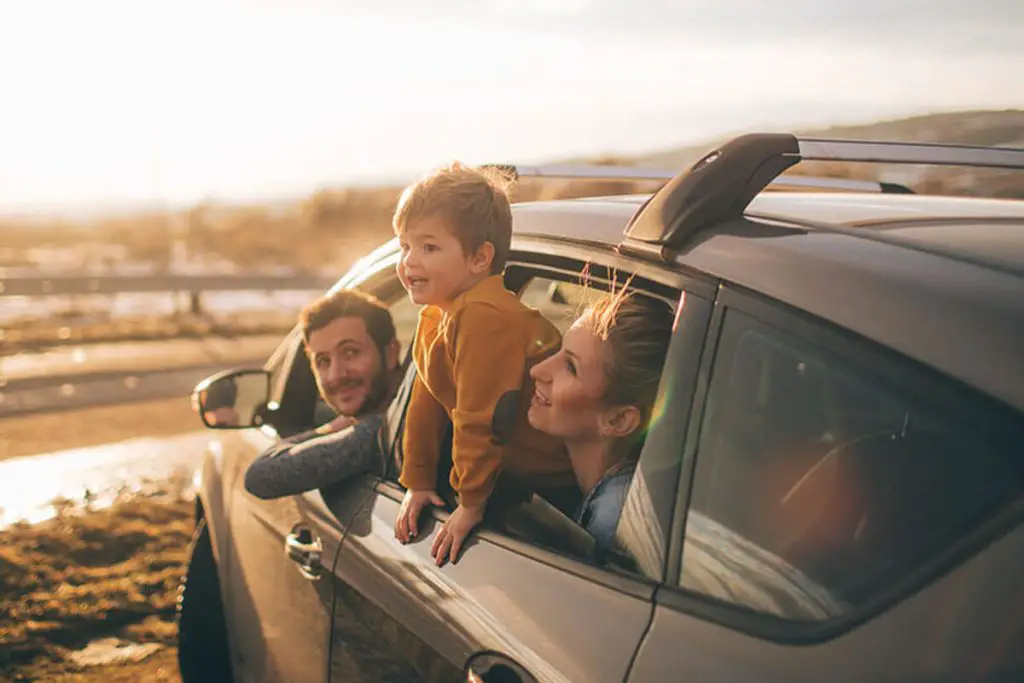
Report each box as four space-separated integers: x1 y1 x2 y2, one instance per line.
328 482 656 683
746 192 1024 227
863 220 1024 275
208 428 336 683
630 522 1024 682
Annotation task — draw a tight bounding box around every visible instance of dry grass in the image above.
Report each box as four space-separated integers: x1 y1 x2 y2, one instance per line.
0 495 192 682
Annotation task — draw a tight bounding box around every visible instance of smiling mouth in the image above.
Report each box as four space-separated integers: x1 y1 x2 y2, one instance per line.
332 382 363 397
407 277 428 288
531 390 551 407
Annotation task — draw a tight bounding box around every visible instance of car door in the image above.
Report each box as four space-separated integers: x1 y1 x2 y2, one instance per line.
325 250 716 683
215 327 349 683
218 258 422 683
628 287 1024 682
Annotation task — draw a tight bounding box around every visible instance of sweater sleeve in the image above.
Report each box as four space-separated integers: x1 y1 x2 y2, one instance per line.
398 374 449 491
449 303 529 509
244 414 384 500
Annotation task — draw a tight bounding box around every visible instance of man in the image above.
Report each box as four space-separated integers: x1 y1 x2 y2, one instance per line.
244 289 404 499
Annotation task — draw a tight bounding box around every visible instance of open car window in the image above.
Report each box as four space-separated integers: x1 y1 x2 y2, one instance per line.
517 277 605 334
382 264 682 573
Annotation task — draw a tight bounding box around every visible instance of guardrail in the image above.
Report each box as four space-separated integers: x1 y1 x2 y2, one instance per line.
0 273 337 297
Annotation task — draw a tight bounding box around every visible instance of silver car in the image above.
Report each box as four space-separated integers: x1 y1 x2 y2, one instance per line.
179 134 1024 683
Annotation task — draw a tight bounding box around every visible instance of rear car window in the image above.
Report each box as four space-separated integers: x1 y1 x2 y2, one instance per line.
679 309 1024 621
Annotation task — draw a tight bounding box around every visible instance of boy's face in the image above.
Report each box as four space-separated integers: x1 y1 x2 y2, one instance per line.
397 215 492 307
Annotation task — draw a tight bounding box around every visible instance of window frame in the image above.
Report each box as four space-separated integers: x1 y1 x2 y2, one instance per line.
660 282 1024 643
371 241 713 591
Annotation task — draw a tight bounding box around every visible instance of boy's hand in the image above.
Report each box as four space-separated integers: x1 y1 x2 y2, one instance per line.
395 489 445 543
315 414 357 436
431 503 484 567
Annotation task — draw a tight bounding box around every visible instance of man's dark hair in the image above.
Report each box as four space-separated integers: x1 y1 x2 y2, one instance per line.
299 289 397 354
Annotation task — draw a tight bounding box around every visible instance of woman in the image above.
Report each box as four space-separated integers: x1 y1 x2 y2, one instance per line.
527 290 675 558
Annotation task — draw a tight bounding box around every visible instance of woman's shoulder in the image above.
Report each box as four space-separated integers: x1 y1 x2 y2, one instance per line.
579 466 636 547
591 466 635 509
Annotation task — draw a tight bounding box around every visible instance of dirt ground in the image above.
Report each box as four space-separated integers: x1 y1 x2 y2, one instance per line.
0 400 204 682
0 494 192 682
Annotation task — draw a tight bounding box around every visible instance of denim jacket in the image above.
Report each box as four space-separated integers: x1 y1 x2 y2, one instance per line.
574 465 636 560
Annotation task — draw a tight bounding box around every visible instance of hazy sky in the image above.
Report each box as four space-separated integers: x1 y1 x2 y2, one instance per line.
1 0 1021 213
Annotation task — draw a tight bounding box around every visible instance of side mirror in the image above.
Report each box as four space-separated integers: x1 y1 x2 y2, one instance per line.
192 369 271 430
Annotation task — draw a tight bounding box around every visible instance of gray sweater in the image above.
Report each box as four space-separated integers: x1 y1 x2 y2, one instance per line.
243 414 385 500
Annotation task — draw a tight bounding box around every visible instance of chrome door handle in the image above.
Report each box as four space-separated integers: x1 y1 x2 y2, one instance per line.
285 526 323 581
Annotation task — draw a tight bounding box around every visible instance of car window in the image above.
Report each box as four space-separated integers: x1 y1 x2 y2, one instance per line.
679 309 1024 621
386 293 421 362
518 277 604 334
379 264 686 574
485 272 680 571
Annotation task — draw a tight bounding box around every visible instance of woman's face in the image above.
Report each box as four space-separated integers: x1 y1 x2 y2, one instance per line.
528 319 610 441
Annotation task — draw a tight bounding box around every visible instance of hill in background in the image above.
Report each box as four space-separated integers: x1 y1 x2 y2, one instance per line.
2 109 1021 275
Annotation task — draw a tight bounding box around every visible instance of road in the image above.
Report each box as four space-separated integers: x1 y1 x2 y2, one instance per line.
0 335 283 418
0 334 287 525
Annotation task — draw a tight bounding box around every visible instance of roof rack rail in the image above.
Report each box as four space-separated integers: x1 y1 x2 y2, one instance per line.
623 133 1024 252
484 164 913 194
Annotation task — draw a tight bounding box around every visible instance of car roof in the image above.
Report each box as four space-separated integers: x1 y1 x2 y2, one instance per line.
516 192 1024 270
511 192 1024 414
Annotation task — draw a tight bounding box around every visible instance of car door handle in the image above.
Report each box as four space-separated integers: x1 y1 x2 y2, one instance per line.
467 652 537 683
285 525 323 581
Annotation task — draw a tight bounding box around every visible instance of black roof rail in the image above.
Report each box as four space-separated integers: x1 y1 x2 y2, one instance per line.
622 134 1024 251
484 163 913 194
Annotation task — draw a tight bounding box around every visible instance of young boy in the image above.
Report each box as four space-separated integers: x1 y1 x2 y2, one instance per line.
393 162 574 565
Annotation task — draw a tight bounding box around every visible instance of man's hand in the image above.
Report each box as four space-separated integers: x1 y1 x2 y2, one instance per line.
431 503 484 567
314 414 357 436
395 489 445 543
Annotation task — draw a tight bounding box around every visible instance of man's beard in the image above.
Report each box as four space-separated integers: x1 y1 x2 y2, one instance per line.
325 368 391 417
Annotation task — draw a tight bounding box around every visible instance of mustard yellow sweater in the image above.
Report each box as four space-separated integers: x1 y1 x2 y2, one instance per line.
399 275 574 508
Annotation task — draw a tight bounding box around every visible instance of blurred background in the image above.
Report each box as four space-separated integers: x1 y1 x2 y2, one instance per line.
0 2 1021 679
1 0 1022 355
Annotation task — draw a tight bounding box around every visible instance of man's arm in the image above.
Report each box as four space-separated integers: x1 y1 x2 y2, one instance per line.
244 414 384 500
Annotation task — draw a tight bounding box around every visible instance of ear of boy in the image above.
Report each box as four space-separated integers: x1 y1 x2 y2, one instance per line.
469 242 495 276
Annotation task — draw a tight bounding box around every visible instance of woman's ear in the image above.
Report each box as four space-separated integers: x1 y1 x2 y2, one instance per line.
600 405 642 439
469 241 496 275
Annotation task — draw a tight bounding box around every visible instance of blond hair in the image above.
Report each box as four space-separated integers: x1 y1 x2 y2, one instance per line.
393 162 513 274
580 288 674 432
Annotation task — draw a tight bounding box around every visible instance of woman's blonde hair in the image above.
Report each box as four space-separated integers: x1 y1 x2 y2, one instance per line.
579 285 675 458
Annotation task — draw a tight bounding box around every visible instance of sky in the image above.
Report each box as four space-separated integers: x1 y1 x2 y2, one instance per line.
0 0 1021 214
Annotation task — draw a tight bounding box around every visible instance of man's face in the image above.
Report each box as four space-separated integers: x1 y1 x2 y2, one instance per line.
306 316 392 416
